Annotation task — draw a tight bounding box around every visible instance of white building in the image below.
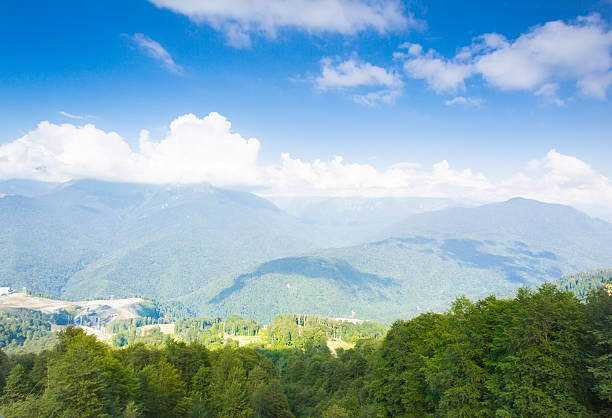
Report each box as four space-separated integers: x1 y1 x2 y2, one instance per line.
0 287 11 296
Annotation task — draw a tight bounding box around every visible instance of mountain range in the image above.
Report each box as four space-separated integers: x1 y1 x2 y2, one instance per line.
1 179 611 323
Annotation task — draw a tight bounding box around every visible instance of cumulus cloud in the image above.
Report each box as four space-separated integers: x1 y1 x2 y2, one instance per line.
315 56 403 105
1 114 612 212
262 154 491 198
400 43 473 93
316 56 402 90
499 150 612 208
148 0 420 48
0 122 137 183
398 15 612 100
130 33 183 74
0 113 260 186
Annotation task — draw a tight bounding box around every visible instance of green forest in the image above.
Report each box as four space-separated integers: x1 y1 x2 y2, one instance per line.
556 269 612 300
0 284 610 417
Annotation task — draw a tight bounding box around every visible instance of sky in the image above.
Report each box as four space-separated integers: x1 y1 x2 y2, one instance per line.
1 0 612 215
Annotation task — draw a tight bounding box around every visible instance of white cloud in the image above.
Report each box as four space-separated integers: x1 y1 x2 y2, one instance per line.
577 71 612 100
444 96 483 108
148 0 420 48
315 56 402 90
59 111 86 120
1 114 612 212
224 24 252 49
534 83 565 106
353 89 402 106
398 15 612 100
0 113 260 186
263 154 491 198
401 45 473 93
315 56 403 105
0 122 137 183
130 33 183 74
499 150 612 208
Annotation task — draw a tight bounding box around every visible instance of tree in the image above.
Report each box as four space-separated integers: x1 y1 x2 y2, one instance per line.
585 286 612 413
138 356 189 418
40 327 138 417
42 328 111 417
322 403 350 418
1 364 30 404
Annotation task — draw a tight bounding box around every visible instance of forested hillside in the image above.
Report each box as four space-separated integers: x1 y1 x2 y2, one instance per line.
556 268 612 299
0 180 326 300
383 197 612 268
193 198 612 322
0 310 63 354
0 285 609 417
3 181 612 323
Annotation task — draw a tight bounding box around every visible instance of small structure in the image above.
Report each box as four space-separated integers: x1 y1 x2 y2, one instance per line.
0 287 12 296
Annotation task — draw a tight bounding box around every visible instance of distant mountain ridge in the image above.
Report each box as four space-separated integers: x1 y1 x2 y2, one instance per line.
382 197 612 268
2 181 612 323
0 180 326 300
189 198 612 322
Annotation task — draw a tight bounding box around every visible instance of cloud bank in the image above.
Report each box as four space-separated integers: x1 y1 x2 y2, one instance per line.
148 0 418 48
0 113 260 186
1 113 612 213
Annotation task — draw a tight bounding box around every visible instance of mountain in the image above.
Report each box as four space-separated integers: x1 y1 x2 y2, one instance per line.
382 197 612 268
3 181 612 324
0 179 60 197
181 256 401 323
0 180 327 300
195 198 612 323
268 196 458 243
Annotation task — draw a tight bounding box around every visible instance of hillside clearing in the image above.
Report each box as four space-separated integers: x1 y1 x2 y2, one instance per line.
0 293 143 320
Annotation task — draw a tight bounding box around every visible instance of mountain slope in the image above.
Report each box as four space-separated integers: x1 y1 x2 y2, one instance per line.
195 199 612 323
0 180 327 300
268 196 457 244
183 256 400 323
555 268 612 299
382 197 612 268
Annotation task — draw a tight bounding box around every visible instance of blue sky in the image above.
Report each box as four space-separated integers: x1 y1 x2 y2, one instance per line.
1 0 612 213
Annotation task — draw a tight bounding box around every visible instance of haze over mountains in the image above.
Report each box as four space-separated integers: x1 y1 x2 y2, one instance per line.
1 179 611 323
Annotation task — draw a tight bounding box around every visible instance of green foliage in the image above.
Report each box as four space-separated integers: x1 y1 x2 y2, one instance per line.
372 284 608 417
1 363 29 404
556 268 612 300
112 326 169 348
174 317 225 348
0 309 66 354
134 299 196 322
585 287 612 414
41 327 138 417
138 356 190 417
0 286 610 417
267 314 386 349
